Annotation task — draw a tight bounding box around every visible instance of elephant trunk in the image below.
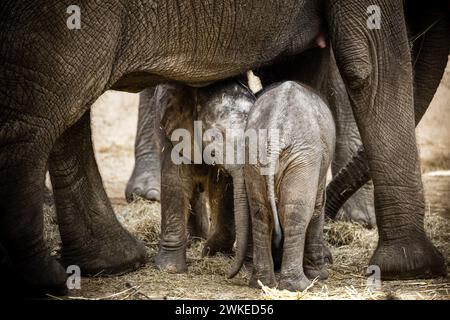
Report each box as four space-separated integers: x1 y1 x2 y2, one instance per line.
325 146 371 219
228 171 250 279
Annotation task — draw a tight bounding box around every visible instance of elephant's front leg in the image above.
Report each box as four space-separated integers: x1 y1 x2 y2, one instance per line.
328 61 375 227
126 87 163 202
155 148 192 273
328 0 445 278
49 111 148 276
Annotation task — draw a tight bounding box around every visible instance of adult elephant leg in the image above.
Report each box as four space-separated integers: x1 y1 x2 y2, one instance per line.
326 4 450 220
0 117 67 295
328 60 376 227
49 111 148 275
328 0 446 279
126 87 163 202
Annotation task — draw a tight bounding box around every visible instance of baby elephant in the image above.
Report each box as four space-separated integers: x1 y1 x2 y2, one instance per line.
155 81 254 274
244 81 335 291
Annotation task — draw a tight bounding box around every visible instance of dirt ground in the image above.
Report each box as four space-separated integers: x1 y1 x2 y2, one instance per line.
45 59 450 300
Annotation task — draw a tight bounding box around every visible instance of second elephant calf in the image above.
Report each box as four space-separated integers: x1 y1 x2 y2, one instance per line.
244 81 335 291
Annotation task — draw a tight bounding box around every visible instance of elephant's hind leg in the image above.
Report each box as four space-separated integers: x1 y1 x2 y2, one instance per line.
187 189 210 241
48 111 148 276
278 166 321 292
304 181 329 281
245 169 277 289
202 170 235 257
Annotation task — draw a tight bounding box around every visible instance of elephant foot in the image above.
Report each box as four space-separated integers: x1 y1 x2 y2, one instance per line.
0 247 67 297
249 271 277 289
304 255 329 281
304 267 329 281
304 243 330 280
370 236 446 280
279 272 312 292
341 186 376 228
126 159 160 202
61 228 148 276
155 248 187 273
202 235 234 257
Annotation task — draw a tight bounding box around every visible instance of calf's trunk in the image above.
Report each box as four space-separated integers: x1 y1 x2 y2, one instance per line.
228 170 250 279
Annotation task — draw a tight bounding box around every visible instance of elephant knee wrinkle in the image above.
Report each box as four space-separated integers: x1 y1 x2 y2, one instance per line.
337 52 373 92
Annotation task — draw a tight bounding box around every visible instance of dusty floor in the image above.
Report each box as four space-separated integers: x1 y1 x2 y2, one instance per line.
45 60 450 300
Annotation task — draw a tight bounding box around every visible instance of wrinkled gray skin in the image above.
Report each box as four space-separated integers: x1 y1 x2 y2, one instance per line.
126 86 211 239
126 87 163 202
325 2 450 232
244 82 335 291
0 0 447 295
156 79 333 287
128 53 376 226
326 64 376 227
155 80 254 275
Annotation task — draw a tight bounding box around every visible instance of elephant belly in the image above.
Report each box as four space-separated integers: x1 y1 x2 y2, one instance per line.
146 0 323 84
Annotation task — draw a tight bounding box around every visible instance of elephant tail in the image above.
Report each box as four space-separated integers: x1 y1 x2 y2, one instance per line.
325 146 371 219
266 174 282 250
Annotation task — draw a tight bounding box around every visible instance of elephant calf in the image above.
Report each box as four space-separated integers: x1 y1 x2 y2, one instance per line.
154 80 254 274
155 79 334 291
244 81 335 291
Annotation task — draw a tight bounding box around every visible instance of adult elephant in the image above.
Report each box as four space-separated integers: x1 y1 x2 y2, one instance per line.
0 0 446 295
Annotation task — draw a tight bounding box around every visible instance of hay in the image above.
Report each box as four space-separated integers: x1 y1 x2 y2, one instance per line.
187 241 235 277
324 219 375 248
40 197 450 300
43 203 61 256
259 278 318 300
116 198 161 250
